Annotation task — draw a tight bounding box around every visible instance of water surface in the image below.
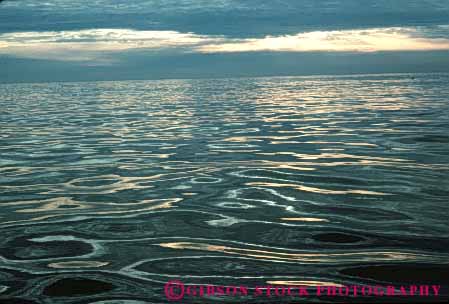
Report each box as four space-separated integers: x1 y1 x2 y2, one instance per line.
1 74 448 303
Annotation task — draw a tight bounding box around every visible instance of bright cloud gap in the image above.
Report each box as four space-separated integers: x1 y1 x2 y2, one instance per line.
1 26 449 61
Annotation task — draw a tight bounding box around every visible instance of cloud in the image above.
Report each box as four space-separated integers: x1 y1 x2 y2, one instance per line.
198 27 449 53
1 26 449 62
3 1 449 15
0 29 223 61
2 1 449 38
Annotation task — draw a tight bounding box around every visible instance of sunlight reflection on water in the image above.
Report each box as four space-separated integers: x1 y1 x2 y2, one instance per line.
0 73 448 302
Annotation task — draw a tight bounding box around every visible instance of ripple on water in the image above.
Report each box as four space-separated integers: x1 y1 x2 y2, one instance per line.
134 256 310 276
88 301 151 304
0 299 38 304
0 235 93 260
340 264 449 284
216 202 256 209
48 261 109 269
405 135 449 144
190 177 223 184
311 233 367 244
43 278 115 297
1 74 449 300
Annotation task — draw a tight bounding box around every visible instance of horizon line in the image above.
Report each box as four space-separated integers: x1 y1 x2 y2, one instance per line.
1 71 448 86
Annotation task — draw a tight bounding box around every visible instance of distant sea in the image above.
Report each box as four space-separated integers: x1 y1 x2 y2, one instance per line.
1 73 448 303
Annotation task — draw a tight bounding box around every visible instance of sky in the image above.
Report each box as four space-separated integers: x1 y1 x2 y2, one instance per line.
1 0 449 82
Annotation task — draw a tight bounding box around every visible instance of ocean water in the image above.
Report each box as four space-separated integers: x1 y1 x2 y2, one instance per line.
0 73 448 303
